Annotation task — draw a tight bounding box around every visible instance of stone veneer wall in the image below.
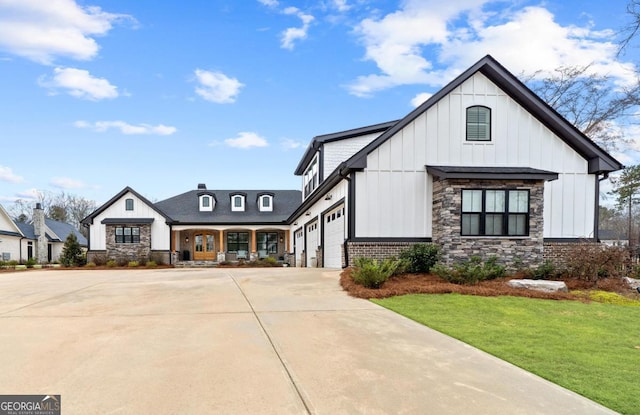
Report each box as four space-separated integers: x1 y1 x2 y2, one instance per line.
432 178 545 269
105 224 152 261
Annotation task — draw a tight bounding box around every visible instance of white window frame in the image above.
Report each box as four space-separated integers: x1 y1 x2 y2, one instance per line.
232 195 245 212
199 194 214 212
259 195 273 212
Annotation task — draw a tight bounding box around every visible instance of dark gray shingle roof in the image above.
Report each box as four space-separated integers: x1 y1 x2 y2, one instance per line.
155 189 302 224
13 220 87 246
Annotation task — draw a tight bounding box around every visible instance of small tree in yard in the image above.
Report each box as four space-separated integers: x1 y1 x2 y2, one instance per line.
60 233 84 267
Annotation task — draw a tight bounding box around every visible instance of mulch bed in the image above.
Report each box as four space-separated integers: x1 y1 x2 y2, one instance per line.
340 268 633 300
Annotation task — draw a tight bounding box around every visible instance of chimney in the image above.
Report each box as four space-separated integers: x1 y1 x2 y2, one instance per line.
197 183 207 190
33 203 48 263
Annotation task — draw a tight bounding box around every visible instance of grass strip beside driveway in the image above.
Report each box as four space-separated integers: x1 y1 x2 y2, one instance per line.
372 294 640 415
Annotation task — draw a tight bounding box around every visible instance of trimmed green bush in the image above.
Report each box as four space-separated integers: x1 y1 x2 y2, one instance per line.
86 262 97 268
351 257 403 289
399 243 440 273
25 257 37 268
106 260 117 268
433 255 506 285
529 260 560 280
146 261 157 268
128 261 139 267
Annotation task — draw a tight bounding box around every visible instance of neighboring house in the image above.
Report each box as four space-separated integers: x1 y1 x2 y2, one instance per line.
599 229 629 247
84 55 623 269
81 185 301 264
0 203 88 263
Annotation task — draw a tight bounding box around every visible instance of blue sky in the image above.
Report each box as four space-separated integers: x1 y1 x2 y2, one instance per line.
0 0 637 206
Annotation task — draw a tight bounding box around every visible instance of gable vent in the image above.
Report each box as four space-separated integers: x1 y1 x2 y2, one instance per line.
197 183 207 190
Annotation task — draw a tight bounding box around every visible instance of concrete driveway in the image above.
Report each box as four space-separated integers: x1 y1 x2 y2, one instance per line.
0 268 614 414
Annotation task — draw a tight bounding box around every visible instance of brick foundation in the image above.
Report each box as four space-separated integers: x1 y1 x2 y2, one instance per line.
345 241 419 266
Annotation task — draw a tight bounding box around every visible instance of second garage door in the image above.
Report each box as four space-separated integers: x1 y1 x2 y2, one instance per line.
323 205 345 268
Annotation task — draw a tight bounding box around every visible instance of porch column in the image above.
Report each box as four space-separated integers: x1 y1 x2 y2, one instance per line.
219 230 224 252
251 229 257 253
285 230 290 252
170 230 175 252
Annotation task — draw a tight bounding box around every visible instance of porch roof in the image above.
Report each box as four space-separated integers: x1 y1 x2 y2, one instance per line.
426 165 559 181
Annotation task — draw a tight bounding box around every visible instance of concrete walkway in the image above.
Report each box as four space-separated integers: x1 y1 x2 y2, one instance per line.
0 268 616 414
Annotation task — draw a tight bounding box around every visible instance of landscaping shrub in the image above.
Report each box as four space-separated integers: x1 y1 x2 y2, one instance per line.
106 260 117 268
399 243 440 273
433 255 506 285
25 257 37 268
91 254 107 266
128 261 139 267
561 244 629 284
351 257 403 289
149 252 166 265
146 261 157 268
529 260 561 280
86 262 96 268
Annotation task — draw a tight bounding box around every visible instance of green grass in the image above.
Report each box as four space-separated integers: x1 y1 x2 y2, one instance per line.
372 294 640 415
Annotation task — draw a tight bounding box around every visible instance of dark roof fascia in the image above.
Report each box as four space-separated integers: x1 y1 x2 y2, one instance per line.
171 221 288 226
287 162 351 223
229 191 247 198
294 121 398 175
0 230 22 238
100 218 155 225
81 186 172 225
346 55 623 174
426 166 559 182
256 191 275 201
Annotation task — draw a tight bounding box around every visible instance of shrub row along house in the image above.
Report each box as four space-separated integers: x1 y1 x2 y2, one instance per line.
0 203 87 263
82 56 623 268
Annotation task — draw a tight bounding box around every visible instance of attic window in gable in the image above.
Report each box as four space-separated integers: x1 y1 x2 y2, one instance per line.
466 106 491 141
232 194 245 212
125 198 134 211
258 194 273 212
304 156 319 198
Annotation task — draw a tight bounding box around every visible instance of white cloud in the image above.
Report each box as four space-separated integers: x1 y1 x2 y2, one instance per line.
0 166 25 183
281 7 314 50
0 0 133 64
225 132 269 149
280 138 304 150
75 120 177 135
194 69 244 103
50 177 85 189
39 67 119 100
410 92 432 107
332 0 351 12
258 0 279 7
16 188 41 200
347 1 637 96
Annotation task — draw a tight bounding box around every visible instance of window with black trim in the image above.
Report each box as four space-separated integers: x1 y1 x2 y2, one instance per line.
227 232 249 252
257 232 278 254
115 226 140 243
466 106 491 141
125 198 134 211
304 157 318 198
461 189 529 236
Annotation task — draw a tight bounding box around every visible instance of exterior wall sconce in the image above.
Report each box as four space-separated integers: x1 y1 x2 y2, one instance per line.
185 236 189 243
305 211 311 216
293 222 298 226
324 194 332 200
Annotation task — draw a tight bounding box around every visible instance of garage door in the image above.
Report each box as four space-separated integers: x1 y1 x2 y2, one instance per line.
306 221 319 267
294 228 304 267
323 205 345 268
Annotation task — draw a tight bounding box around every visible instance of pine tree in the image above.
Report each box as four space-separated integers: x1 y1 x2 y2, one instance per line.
60 233 84 267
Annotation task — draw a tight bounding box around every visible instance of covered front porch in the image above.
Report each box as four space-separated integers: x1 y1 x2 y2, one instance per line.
170 225 291 264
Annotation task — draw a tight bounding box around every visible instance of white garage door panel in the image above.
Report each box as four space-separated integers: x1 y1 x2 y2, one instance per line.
294 229 304 267
306 221 318 267
323 205 345 268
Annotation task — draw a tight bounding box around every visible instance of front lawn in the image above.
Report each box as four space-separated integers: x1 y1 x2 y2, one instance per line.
373 294 640 415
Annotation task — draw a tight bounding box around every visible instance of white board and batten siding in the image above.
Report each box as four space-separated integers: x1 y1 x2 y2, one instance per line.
356 72 596 239
89 191 170 250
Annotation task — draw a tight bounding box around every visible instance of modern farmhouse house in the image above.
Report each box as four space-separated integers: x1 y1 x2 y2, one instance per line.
83 55 622 268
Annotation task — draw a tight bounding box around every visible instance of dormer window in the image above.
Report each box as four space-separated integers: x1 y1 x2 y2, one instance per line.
198 192 216 212
303 156 319 198
231 194 245 212
258 193 274 212
125 198 134 211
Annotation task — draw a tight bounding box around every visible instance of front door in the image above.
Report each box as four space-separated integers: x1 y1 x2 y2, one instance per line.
193 233 216 260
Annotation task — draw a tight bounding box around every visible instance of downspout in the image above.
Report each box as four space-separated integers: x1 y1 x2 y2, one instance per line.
19 236 24 262
595 173 610 242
